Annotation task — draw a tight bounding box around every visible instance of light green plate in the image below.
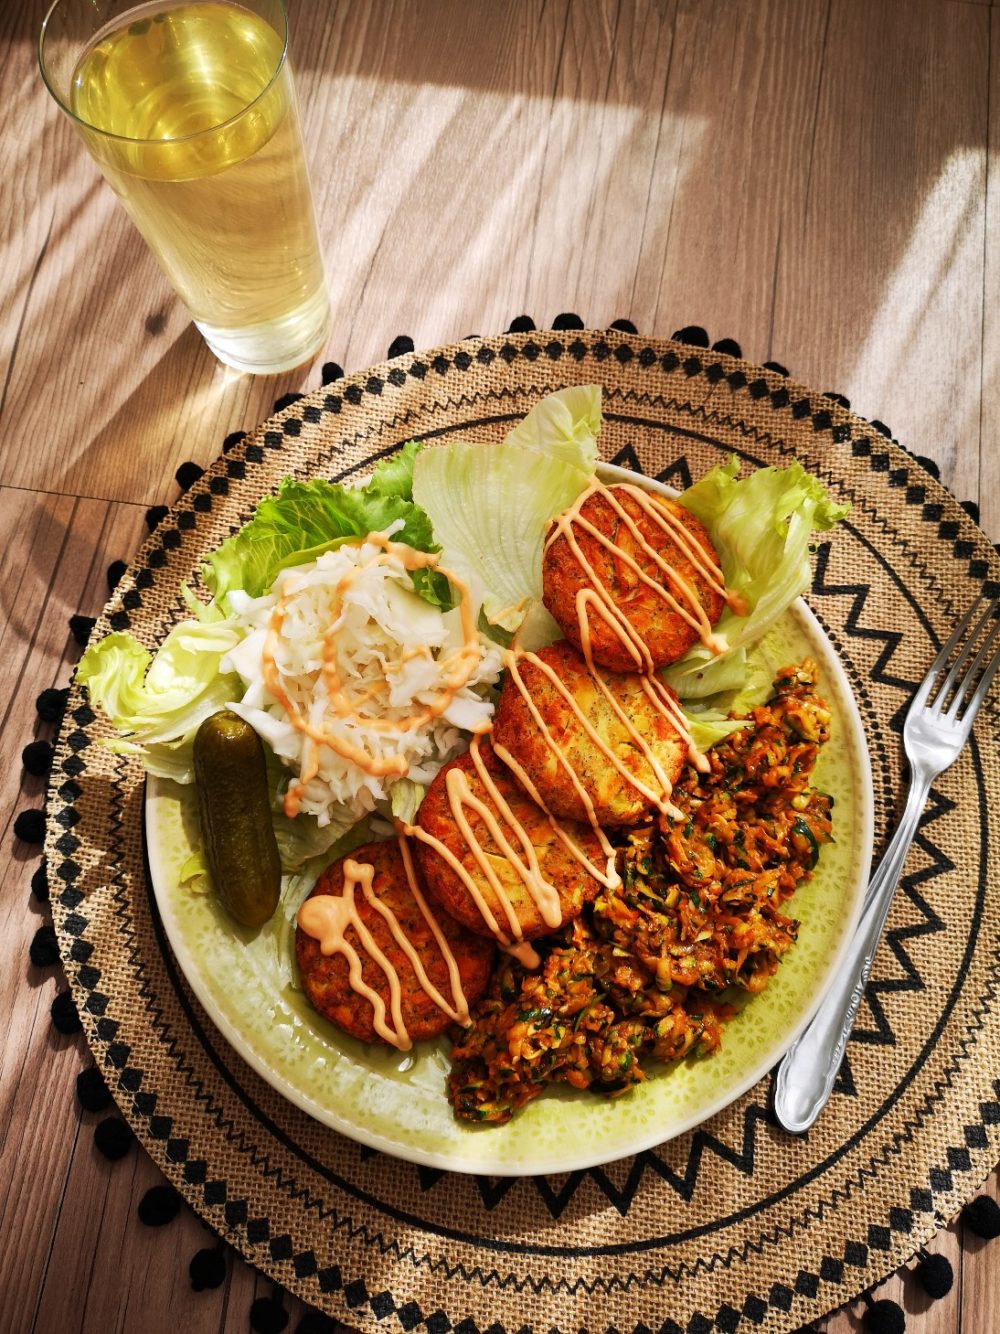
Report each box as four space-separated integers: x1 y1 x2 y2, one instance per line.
144 471 873 1176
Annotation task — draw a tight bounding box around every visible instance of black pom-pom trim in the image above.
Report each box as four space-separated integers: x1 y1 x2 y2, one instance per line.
21 740 53 777
870 419 893 439
712 338 742 358
51 989 82 1034
189 1244 226 1291
862 1296 905 1334
250 1295 289 1334
320 361 343 384
175 460 204 491
824 391 851 410
106 559 127 592
915 1248 953 1299
76 1066 112 1113
507 314 535 333
762 360 789 377
36 687 68 723
608 318 638 334
94 1116 135 1161
387 334 414 359
913 454 941 481
145 504 169 531
960 498 981 524
29 925 59 968
273 391 304 413
295 1312 339 1334
223 430 247 453
138 1184 183 1227
30 863 49 903
963 1194 1000 1239
552 312 584 330
69 614 96 646
671 325 710 347
14 809 45 844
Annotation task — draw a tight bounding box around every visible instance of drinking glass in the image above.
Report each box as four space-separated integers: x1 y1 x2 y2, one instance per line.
39 0 331 375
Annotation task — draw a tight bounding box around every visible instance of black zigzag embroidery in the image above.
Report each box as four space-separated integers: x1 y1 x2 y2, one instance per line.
810 542 917 735
608 441 644 472
655 456 694 491
850 787 953 1047
477 1104 777 1218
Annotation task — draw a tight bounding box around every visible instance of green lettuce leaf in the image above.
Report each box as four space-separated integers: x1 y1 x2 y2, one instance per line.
503 384 601 471
201 442 450 611
411 386 601 631
77 625 243 748
389 778 426 825
663 458 849 697
681 703 750 752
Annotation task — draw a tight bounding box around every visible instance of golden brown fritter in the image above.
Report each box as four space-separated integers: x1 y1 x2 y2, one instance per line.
491 640 686 826
414 740 605 943
542 485 725 672
296 840 494 1045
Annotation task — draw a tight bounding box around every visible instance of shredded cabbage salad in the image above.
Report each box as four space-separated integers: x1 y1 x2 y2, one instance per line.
222 527 502 828
78 384 849 869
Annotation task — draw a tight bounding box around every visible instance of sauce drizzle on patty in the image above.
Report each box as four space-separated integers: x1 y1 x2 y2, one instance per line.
404 734 620 949
299 476 746 1045
544 478 745 671
297 835 473 1051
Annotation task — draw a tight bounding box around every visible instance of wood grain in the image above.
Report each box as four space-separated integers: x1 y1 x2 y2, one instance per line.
2 1 998 1331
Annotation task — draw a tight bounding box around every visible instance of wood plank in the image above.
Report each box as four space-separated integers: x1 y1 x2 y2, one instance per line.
980 6 1000 541
960 1166 1000 1334
775 0 990 513
0 490 147 1331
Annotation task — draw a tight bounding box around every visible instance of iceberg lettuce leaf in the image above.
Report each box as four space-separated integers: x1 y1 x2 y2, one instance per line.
663 458 849 697
681 703 750 751
411 386 601 631
77 625 243 747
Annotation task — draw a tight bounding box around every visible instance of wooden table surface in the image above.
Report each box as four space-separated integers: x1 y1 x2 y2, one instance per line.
2 1 998 1330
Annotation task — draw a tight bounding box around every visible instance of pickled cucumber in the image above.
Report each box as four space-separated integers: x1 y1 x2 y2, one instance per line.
193 710 281 927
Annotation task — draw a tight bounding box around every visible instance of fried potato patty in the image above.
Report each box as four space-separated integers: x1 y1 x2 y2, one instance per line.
491 640 686 826
414 740 604 942
542 485 725 671
296 840 494 1045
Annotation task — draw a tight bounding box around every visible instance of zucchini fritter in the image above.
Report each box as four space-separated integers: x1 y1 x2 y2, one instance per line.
542 486 725 671
492 639 686 826
296 840 494 1044
414 739 605 942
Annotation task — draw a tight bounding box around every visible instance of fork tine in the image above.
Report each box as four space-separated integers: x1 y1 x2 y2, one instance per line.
951 611 1000 725
934 598 1000 714
914 596 988 708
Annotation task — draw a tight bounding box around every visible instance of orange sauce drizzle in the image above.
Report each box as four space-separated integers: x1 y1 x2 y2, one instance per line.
499 477 734 829
299 477 743 1038
261 534 481 817
402 734 619 956
543 478 745 670
296 835 472 1051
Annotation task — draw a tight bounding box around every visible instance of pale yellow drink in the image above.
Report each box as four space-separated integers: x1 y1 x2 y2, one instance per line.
42 1 329 373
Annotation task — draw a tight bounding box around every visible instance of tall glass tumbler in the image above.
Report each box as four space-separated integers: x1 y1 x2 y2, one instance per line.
39 1 331 374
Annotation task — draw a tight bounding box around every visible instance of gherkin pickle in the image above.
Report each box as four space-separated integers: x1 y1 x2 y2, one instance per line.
193 710 281 928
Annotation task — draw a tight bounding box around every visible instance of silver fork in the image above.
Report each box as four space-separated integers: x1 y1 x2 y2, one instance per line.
773 593 1000 1134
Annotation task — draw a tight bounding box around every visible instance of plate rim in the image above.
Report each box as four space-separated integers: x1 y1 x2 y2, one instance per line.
144 462 874 1175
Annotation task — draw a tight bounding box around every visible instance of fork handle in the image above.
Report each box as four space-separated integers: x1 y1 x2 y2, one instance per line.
772 772 932 1133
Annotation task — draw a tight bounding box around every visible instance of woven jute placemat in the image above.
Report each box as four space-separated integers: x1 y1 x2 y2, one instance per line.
48 330 1000 1333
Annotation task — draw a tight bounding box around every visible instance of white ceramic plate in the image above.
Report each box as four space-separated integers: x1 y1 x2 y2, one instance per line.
144 467 873 1175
